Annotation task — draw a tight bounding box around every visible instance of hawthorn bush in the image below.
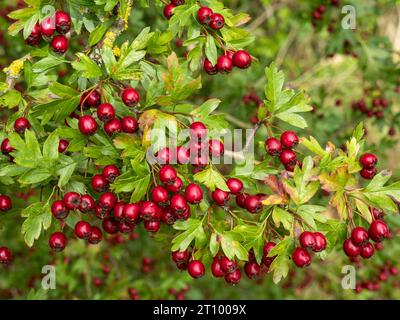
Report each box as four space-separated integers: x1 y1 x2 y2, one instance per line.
0 0 399 300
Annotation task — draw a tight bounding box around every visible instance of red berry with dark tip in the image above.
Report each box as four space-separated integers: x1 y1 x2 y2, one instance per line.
1 138 14 155
26 23 41 46
144 220 160 233
166 177 183 193
299 231 316 250
151 186 169 205
51 35 68 54
113 201 125 220
263 241 276 267
0 195 12 212
49 232 67 251
211 257 225 277
368 220 389 242
121 88 140 107
219 256 237 273
172 250 190 263
216 55 233 73
0 247 12 264
161 207 175 225
79 194 95 213
185 183 203 204
212 188 230 206
189 122 207 140
104 119 122 136
140 201 161 221
78 115 98 135
203 59 217 75
98 192 116 209
235 193 247 208
209 139 224 157
55 10 71 34
88 226 102 244
209 13 225 30
232 50 252 69
95 206 110 220
280 131 299 149
91 174 109 192
81 90 101 108
121 116 138 133
14 117 30 134
197 6 213 24
102 164 120 182
74 221 92 239
51 200 69 219
163 4 176 19
279 149 297 166
170 194 188 214
187 260 205 278
360 167 377 180
97 103 115 123
343 239 361 257
159 165 177 185
58 139 69 153
176 146 190 164
244 262 261 279
63 192 80 210
292 247 312 267
360 242 374 259
245 195 262 213
226 178 243 195
225 268 241 285
40 17 55 37
156 147 172 165
102 217 119 234
313 232 327 252
265 137 282 156
359 153 378 169
351 227 369 246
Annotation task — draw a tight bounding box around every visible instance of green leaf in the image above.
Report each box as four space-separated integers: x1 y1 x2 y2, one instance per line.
88 20 113 46
21 202 52 247
272 207 293 231
205 35 218 66
264 62 285 112
43 131 59 161
72 53 103 78
191 98 221 119
18 168 52 184
220 232 248 261
32 55 66 73
194 166 229 192
172 218 205 251
209 233 219 257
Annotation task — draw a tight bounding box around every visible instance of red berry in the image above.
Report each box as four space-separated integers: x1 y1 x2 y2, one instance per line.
88 226 103 244
102 217 119 234
55 10 71 34
14 117 30 134
0 195 12 212
81 90 101 108
187 260 205 278
51 35 68 54
351 227 369 246
216 55 233 73
263 241 276 267
209 139 224 157
265 138 282 156
176 146 190 164
313 232 327 252
159 165 177 185
244 262 261 279
121 116 138 133
1 138 14 154
371 208 384 220
184 183 203 204
51 200 69 219
121 88 140 106
245 195 262 213
360 242 374 259
144 220 160 233
98 192 116 209
170 194 188 214
74 221 92 239
211 257 225 277
161 207 175 225
40 16 55 37
197 6 213 24
49 232 67 251
226 178 243 195
97 103 115 122
63 192 81 210
203 59 217 75
113 201 126 220
212 188 230 206
360 167 377 180
104 119 122 136
151 186 169 205
209 13 225 30
171 0 185 5
232 50 252 69
359 153 378 169
102 165 120 182
235 193 248 209
279 149 297 166
0 247 12 264
368 220 389 242
156 147 172 165
95 205 110 220
163 4 176 19
58 139 69 153
189 122 207 140
26 23 41 46
219 256 237 273
292 247 312 267
166 177 183 193
91 174 109 192
224 268 241 285
172 250 190 263
140 201 161 221
343 239 361 257
299 231 316 250
79 194 95 213
280 131 299 149
78 115 98 135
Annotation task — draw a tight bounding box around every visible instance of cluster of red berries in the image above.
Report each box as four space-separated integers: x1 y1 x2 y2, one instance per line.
351 97 389 120
168 285 190 300
197 6 225 29
26 11 71 54
292 231 327 267
343 213 389 259
265 130 301 172
77 87 139 136
355 262 398 294
128 287 140 300
163 0 185 20
243 91 263 107
203 49 252 75
359 152 378 180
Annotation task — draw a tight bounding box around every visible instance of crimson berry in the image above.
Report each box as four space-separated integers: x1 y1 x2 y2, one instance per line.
212 188 230 206
156 147 172 164
185 183 203 204
79 194 95 213
151 186 169 205
235 193 247 209
175 205 190 220
244 262 261 279
220 256 237 273
351 227 369 246
172 250 190 263
299 231 316 250
78 115 98 135
63 192 80 210
121 116 138 133
343 239 361 257
159 165 177 185
226 178 243 195
14 117 30 134
74 221 92 239
121 88 140 106
360 242 374 259
26 23 41 46
102 164 120 183
163 4 176 19
211 257 225 278
91 174 109 192
280 131 299 149
102 217 119 234
171 0 185 4
40 17 55 37
224 269 241 285
49 232 67 251
88 226 102 244
232 50 252 69
51 35 68 54
176 146 190 164
166 177 183 193
170 194 188 213
209 13 225 30
97 103 115 122
313 232 327 252
209 139 224 157
216 55 233 73
368 220 389 242
265 138 282 156
1 138 14 154
96 204 110 220
263 241 276 267
390 267 398 275
81 90 101 108
189 121 207 140
0 195 12 212
245 195 262 213
104 118 122 136
371 208 384 220
55 10 71 34
98 192 116 209
140 201 161 221
113 201 126 220
279 149 297 166
197 6 213 24
58 139 69 153
292 247 312 267
51 200 69 219
144 220 161 233
203 59 217 75
359 153 378 169
187 260 205 278
360 167 377 180
0 247 12 264
161 207 175 225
